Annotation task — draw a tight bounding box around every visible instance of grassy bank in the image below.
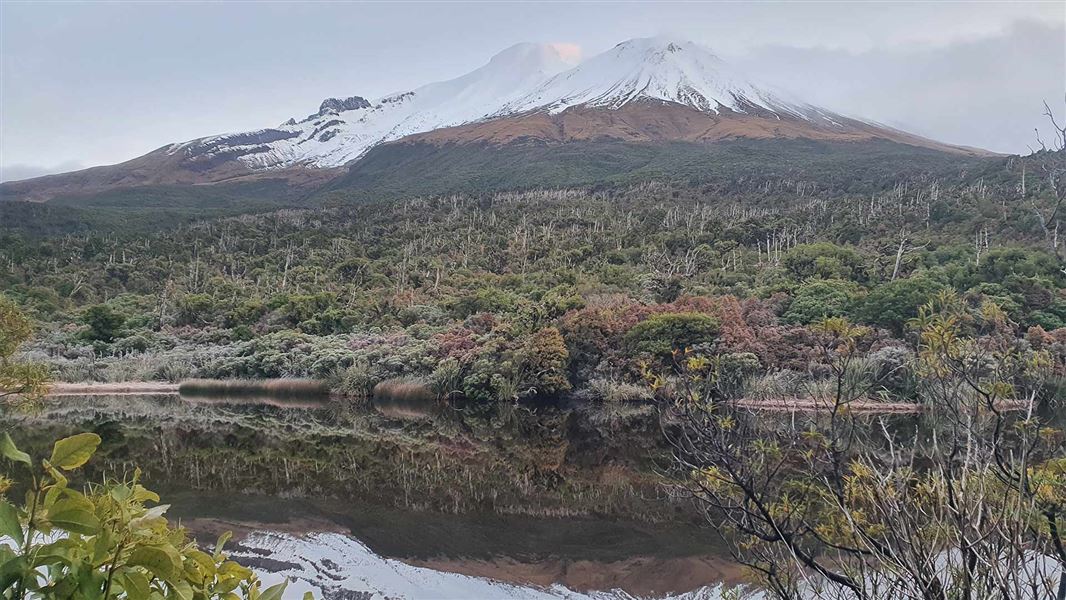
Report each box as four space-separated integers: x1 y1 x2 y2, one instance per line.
178 378 330 398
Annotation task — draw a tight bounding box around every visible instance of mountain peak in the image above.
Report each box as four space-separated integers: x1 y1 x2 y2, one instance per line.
487 42 578 69
317 96 371 116
615 36 697 51
609 37 719 62
475 42 580 84
499 36 792 117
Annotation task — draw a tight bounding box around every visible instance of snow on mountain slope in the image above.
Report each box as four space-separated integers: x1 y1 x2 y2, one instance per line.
173 42 579 170
498 37 813 120
169 37 852 173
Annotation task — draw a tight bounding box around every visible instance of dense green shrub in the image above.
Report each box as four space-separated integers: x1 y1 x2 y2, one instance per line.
783 279 862 325
517 327 570 397
79 304 125 343
625 312 720 358
175 293 217 326
782 243 866 281
859 275 948 334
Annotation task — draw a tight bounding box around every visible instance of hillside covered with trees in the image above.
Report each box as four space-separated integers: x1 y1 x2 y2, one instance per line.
1 149 1063 407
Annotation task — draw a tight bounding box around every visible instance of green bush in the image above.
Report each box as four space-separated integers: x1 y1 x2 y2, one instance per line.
783 279 861 325
175 293 217 326
625 312 720 358
859 276 947 334
782 243 866 281
80 305 125 343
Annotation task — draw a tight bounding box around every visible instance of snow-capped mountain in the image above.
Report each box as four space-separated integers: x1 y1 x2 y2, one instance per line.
178 37 842 172
499 38 809 118
0 36 987 203
175 41 580 171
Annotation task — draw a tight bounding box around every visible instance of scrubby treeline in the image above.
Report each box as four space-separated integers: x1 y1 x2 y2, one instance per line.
1 162 1064 401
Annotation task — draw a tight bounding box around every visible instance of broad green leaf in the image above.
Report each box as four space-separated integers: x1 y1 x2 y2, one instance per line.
0 433 30 466
128 515 167 532
185 549 216 578
75 566 103 596
218 560 252 580
110 484 132 502
47 495 94 516
92 528 114 563
48 577 77 598
258 580 288 600
47 497 100 535
119 569 151 600
214 576 241 594
46 509 98 535
303 593 315 600
0 555 26 592
181 553 205 586
48 433 101 470
22 572 42 591
0 500 21 545
131 484 159 504
41 469 69 509
127 545 180 582
129 504 170 531
171 579 194 600
213 531 232 560
35 538 81 560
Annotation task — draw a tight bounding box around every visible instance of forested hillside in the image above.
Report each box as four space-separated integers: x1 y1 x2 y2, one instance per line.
325 138 989 201
2 149 1063 403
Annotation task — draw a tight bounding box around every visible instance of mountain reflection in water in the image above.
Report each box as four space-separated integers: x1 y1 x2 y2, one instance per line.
9 392 746 599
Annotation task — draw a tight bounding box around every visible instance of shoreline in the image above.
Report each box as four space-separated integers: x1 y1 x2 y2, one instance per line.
732 397 1026 413
733 398 924 413
47 381 180 396
44 382 1026 415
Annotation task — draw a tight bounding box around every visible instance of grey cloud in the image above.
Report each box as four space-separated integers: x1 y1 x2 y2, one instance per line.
0 161 86 183
730 21 1066 154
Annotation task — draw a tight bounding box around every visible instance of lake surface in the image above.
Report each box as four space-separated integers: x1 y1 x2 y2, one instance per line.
7 393 745 599
168 491 743 599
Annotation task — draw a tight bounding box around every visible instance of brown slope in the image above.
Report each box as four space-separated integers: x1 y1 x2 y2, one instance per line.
401 100 993 157
0 144 340 203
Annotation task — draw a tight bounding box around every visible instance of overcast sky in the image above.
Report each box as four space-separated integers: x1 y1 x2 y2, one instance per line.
1 1 1063 182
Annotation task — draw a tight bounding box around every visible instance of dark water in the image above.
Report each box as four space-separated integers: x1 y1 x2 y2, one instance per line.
17 391 1041 597
164 488 724 564
5 392 738 597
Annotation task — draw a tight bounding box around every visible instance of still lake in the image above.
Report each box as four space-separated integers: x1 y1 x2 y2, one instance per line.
8 392 746 599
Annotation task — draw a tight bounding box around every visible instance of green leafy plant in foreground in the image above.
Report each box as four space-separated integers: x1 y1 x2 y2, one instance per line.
0 295 49 408
0 432 298 599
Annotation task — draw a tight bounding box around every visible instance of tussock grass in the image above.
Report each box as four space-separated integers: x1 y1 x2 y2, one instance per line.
372 378 436 404
178 378 329 398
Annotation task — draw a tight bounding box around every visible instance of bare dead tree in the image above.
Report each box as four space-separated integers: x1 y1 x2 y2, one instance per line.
660 302 1065 599
1029 96 1066 271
